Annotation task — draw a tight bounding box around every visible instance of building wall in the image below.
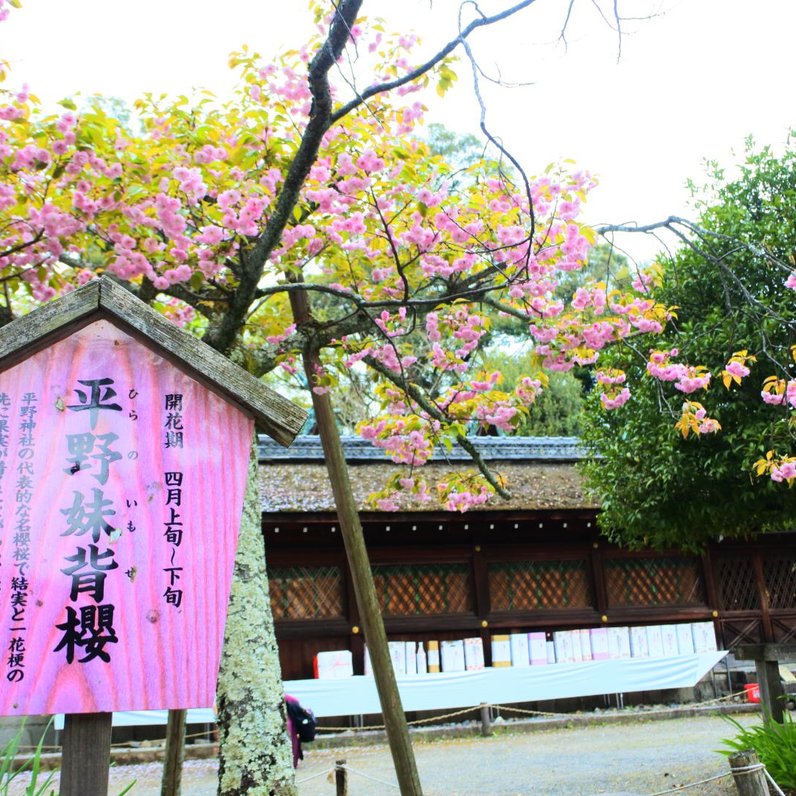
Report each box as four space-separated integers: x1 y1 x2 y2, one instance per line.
262 511 796 680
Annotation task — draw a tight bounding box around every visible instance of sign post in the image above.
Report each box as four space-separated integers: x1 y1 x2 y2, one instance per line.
0 279 305 794
60 713 113 796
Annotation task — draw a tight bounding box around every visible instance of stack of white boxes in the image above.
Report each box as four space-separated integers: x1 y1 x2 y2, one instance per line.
315 622 718 678
495 621 717 667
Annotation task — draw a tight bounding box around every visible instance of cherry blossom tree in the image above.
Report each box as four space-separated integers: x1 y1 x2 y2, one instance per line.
582 141 796 549
4 0 796 791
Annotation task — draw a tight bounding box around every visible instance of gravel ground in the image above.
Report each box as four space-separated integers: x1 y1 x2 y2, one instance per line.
5 712 760 796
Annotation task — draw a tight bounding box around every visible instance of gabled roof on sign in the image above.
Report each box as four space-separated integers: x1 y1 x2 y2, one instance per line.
258 435 596 513
0 278 307 446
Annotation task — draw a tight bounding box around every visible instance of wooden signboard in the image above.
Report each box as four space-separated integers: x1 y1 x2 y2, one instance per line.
0 280 306 794
0 318 253 715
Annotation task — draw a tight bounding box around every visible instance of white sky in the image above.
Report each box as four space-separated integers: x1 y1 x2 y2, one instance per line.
2 0 794 261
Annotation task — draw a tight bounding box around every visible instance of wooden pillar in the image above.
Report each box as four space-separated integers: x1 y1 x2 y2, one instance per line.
728 750 770 796
161 708 187 796
335 759 348 796
290 286 423 796
471 544 491 664
756 659 785 723
60 713 112 796
753 553 774 642
590 539 608 617
733 644 795 724
479 703 492 737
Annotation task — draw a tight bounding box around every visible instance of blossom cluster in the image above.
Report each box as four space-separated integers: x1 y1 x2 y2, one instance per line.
2 3 794 504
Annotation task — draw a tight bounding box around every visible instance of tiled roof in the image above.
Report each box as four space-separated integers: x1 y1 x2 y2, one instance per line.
259 436 594 513
258 435 586 463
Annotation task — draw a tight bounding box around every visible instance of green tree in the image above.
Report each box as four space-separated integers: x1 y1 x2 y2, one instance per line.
581 140 796 550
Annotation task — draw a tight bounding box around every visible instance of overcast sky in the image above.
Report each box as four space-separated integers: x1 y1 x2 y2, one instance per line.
3 0 793 261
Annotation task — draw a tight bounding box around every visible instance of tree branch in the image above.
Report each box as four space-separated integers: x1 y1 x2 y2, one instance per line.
363 354 512 499
203 0 365 354
330 0 536 124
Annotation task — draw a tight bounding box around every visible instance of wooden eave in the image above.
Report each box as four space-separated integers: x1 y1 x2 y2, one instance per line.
0 277 307 446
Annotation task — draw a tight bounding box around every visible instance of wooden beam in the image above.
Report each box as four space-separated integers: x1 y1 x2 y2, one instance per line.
734 643 796 662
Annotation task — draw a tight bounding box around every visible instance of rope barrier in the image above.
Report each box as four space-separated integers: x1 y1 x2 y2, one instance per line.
5 684 764 750
295 767 335 785
14 727 217 753
314 686 752 735
646 760 787 796
648 771 730 794
490 703 564 718
340 764 401 789
316 704 487 732
764 768 787 796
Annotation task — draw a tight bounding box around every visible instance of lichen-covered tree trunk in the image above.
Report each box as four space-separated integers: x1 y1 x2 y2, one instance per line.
216 440 297 796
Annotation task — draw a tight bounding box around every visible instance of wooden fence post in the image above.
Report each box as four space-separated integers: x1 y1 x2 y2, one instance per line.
728 750 770 796
335 759 348 796
480 703 492 737
59 713 112 796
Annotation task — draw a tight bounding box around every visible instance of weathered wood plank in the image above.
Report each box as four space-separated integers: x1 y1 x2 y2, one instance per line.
97 280 306 446
0 278 306 446
0 280 102 363
60 712 112 796
734 643 796 662
728 750 771 796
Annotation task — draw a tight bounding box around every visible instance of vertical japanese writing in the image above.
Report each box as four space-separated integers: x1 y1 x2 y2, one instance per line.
7 392 36 683
163 393 184 608
164 393 183 449
0 392 10 571
53 378 123 665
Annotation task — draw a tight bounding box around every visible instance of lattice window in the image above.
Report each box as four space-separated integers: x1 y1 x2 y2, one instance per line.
489 559 593 611
716 557 759 611
605 557 705 607
268 566 344 620
371 564 472 616
763 555 796 610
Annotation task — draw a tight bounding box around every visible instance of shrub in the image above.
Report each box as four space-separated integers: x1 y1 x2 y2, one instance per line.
719 713 796 792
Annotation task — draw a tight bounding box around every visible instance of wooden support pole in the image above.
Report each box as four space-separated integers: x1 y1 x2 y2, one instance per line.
290 289 423 796
60 712 112 796
728 750 770 796
480 703 492 737
335 759 348 796
756 660 785 724
161 708 187 796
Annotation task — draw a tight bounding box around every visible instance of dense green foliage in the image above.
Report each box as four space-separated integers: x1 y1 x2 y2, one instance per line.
720 714 796 792
580 142 796 550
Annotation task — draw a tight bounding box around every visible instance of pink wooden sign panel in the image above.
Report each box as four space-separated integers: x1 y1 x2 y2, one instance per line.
0 319 253 715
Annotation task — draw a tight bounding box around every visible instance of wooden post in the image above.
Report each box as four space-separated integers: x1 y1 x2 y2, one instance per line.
335 759 348 796
60 713 112 796
755 660 785 723
290 290 423 796
728 750 770 796
480 703 492 737
734 645 793 724
161 708 187 796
